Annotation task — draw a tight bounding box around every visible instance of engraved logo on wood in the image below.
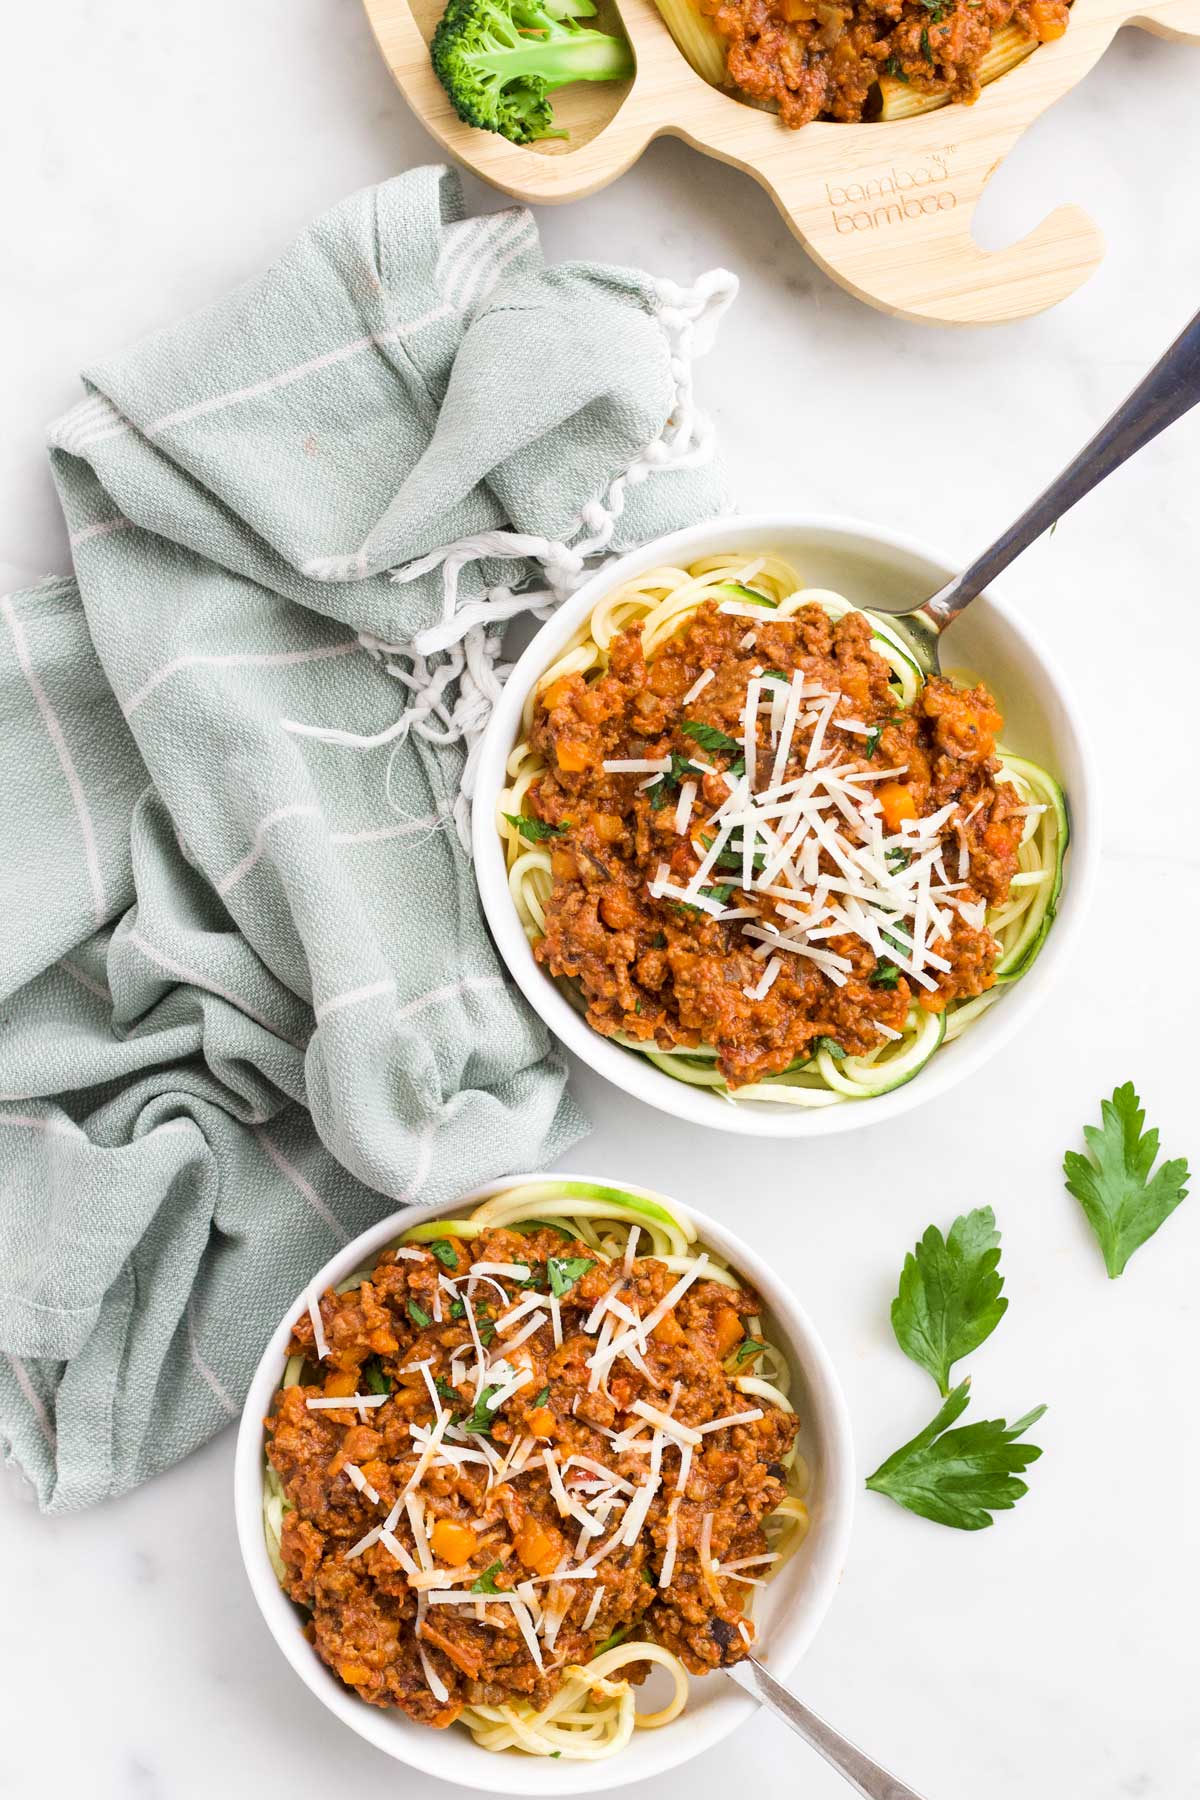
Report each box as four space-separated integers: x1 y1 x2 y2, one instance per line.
825 151 958 233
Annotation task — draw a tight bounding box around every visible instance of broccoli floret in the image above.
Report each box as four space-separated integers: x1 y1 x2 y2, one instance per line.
431 0 633 145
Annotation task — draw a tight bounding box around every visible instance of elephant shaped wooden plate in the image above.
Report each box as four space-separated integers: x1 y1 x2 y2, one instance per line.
363 0 1200 324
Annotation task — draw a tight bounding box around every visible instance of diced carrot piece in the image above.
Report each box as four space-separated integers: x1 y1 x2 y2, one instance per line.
878 782 917 832
551 847 578 881
555 741 590 773
652 1312 685 1347
591 812 624 842
541 676 575 711
712 1307 744 1358
515 1516 565 1576
324 1370 358 1398
1028 1 1066 36
339 1663 372 1686
527 1406 557 1439
430 1518 479 1565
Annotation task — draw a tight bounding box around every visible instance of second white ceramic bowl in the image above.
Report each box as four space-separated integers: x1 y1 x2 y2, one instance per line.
472 514 1097 1138
234 1174 855 1795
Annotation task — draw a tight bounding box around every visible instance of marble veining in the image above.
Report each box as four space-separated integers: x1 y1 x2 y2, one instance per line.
1 3 1198 1797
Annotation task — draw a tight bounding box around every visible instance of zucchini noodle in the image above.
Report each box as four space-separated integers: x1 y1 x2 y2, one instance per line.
499 553 1066 1107
262 1181 810 1760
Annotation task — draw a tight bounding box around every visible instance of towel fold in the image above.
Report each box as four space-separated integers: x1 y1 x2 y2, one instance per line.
0 164 734 1511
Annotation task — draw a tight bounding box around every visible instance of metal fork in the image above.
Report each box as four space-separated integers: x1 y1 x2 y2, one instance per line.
890 305 1200 675
730 1655 928 1799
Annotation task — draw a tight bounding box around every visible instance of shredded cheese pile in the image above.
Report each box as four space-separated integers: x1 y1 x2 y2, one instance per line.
602 613 1013 996
301 1242 770 1704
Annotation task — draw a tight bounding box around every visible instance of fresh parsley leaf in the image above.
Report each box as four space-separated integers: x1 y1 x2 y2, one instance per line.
449 1297 465 1319
651 932 668 949
504 811 567 844
715 844 767 877
885 54 908 79
406 1298 431 1329
435 1376 460 1404
1063 1083 1190 1278
760 669 788 682
701 883 736 904
865 726 883 759
814 1036 847 1060
547 1255 595 1298
891 1207 1008 1396
531 1385 551 1409
885 847 912 871
681 720 742 759
870 960 902 988
427 1238 459 1271
865 1381 1047 1530
921 25 934 59
734 1338 765 1366
470 1559 505 1593
362 1357 391 1395
476 1309 496 1347
463 1386 503 1434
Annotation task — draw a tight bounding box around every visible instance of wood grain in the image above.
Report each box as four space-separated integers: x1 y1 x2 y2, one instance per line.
363 0 1200 324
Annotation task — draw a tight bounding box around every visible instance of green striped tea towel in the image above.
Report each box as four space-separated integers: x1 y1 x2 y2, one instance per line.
0 164 735 1511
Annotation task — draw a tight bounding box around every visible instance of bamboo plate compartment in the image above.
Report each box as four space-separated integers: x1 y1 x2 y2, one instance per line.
363 0 1200 324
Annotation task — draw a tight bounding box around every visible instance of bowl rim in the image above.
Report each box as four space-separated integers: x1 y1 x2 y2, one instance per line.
471 510 1099 1138
234 1172 856 1796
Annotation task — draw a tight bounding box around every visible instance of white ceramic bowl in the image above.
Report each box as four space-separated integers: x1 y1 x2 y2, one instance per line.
472 514 1097 1137
234 1174 855 1796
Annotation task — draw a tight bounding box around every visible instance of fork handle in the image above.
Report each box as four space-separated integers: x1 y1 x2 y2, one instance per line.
737 1657 929 1800
924 303 1200 630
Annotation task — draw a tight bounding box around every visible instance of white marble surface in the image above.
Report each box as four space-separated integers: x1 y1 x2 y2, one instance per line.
2 4 1199 1796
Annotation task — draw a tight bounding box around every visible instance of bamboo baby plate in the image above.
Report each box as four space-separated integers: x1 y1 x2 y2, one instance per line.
363 0 1199 325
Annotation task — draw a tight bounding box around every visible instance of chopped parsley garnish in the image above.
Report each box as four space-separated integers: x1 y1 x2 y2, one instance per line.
680 720 742 759
921 25 934 59
885 53 908 78
715 844 767 877
531 1385 551 1409
463 1387 503 1434
503 811 568 843
734 1338 765 1366
362 1358 391 1395
1063 1083 1190 1278
865 726 884 759
885 847 912 871
891 1207 1007 1396
427 1238 459 1270
547 1255 595 1297
449 1297 496 1343
470 1559 505 1593
814 1036 847 1060
651 932 668 949
870 960 902 988
435 1376 460 1404
406 1298 431 1329
865 1380 1046 1530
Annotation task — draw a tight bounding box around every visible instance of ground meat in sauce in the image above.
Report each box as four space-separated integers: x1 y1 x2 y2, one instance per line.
703 0 1070 128
264 1228 796 1726
526 601 1023 1088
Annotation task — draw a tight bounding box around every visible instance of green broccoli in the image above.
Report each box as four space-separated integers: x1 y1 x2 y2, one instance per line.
431 0 633 145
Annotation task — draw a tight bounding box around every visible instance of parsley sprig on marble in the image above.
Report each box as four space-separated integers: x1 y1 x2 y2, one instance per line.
869 1204 1045 1530
891 1206 1007 1396
1063 1082 1190 1278
866 1382 1046 1531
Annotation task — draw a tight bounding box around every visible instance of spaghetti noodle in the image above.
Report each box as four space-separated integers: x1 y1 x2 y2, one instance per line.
262 1182 810 1760
499 553 1065 1106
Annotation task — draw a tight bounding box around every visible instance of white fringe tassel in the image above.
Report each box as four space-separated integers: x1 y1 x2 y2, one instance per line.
281 267 737 846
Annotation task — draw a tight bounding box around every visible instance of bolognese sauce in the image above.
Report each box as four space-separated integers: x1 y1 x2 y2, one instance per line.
523 598 1025 1090
264 1221 798 1732
703 0 1069 127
